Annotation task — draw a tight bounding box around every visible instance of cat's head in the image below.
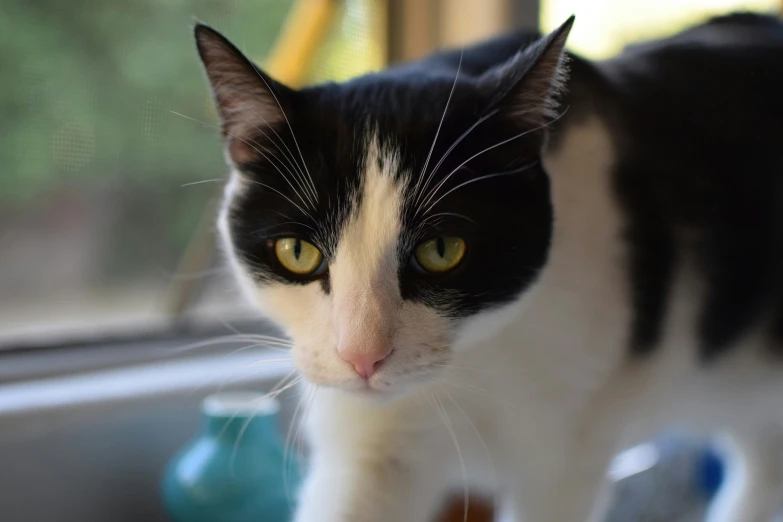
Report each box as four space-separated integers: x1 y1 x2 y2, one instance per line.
195 19 573 397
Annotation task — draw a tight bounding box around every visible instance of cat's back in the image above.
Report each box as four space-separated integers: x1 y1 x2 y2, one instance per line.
575 13 783 359
600 12 783 140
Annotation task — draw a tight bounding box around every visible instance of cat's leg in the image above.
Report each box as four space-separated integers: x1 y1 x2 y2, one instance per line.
705 428 783 522
293 390 451 522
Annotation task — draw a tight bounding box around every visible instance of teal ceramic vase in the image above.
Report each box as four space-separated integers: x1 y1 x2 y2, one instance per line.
162 392 300 522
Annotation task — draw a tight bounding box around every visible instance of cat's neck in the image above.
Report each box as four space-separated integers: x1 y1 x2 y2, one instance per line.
453 115 630 388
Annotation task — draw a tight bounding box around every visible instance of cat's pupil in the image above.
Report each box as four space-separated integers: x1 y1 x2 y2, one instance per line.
436 237 446 258
294 239 302 260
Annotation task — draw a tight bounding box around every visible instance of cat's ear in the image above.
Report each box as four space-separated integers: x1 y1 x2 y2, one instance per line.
480 16 574 126
194 23 294 162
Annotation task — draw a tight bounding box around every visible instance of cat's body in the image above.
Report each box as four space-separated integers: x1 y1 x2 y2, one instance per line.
195 12 783 522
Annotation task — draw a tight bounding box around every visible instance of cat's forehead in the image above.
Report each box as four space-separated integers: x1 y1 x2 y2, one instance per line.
306 74 488 145
233 75 540 251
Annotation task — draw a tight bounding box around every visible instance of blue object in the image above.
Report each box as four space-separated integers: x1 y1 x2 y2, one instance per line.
696 446 726 500
162 393 301 522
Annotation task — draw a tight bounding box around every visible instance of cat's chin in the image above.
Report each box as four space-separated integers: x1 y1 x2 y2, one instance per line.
303 372 434 402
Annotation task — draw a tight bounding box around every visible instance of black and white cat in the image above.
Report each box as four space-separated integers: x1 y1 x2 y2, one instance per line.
195 12 783 522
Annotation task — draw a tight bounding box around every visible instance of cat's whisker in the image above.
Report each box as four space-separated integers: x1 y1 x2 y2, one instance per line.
411 51 463 208
217 370 299 441
440 388 497 497
431 362 507 375
252 221 317 236
171 335 292 355
209 95 314 208
228 107 316 210
228 374 303 475
422 164 536 217
210 363 298 395
248 68 319 205
215 370 295 439
239 357 294 368
418 109 500 208
294 386 318 482
283 383 311 505
216 331 293 343
270 212 317 232
418 212 478 226
163 266 228 281
245 106 318 208
230 339 293 350
171 109 314 212
246 179 316 222
186 349 295 397
181 178 222 187
237 142 314 212
210 317 294 348
430 393 469 522
419 112 566 213
434 378 500 405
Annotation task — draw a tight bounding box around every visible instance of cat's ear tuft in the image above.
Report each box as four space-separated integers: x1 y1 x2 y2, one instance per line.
482 16 574 126
194 24 293 162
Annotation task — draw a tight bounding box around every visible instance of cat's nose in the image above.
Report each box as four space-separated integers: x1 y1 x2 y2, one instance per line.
338 344 392 380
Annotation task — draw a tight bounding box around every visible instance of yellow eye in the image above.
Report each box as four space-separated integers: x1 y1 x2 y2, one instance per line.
414 236 466 273
274 238 323 275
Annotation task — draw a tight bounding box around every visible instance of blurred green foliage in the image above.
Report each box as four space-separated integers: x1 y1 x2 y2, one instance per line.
0 0 293 281
0 0 293 201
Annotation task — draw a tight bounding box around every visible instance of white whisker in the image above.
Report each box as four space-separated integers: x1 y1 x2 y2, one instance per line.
206 95 315 207
420 108 500 205
290 385 317 495
246 106 318 207
181 178 221 187
170 110 314 213
430 393 469 522
248 68 319 204
441 388 496 487
423 164 536 216
247 179 316 221
412 51 463 207
283 383 311 504
171 335 292 355
218 370 298 444
169 110 315 211
420 112 566 213
228 373 303 473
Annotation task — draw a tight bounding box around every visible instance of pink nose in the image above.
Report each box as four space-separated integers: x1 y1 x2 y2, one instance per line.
338 348 391 380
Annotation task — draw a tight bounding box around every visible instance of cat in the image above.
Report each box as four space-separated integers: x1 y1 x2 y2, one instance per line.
194 11 783 522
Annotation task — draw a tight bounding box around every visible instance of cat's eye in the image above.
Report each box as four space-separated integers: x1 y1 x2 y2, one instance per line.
414 236 466 273
274 238 324 275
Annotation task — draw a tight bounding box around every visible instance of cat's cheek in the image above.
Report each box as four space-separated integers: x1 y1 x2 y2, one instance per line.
252 283 360 387
253 283 331 336
453 296 530 350
380 302 454 382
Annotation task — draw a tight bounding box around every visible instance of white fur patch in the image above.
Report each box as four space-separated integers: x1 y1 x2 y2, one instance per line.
228 115 783 522
329 139 403 356
224 134 453 392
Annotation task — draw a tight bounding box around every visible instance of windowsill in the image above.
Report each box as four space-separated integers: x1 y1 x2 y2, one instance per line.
0 315 283 384
0 349 293 419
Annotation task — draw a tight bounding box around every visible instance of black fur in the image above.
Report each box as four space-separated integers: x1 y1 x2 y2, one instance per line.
588 12 783 359
197 12 783 358
195 21 571 318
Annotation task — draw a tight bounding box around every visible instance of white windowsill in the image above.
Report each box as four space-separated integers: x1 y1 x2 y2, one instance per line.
0 351 294 418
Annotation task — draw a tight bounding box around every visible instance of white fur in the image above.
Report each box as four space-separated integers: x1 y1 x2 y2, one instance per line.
223 119 783 521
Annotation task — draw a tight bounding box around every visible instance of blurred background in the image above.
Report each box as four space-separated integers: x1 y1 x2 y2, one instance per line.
1 0 780 347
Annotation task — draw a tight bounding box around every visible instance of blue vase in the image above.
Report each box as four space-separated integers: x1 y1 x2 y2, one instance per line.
162 393 301 522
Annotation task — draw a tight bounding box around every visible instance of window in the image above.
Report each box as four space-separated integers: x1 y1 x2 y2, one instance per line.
0 0 384 345
541 0 780 58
